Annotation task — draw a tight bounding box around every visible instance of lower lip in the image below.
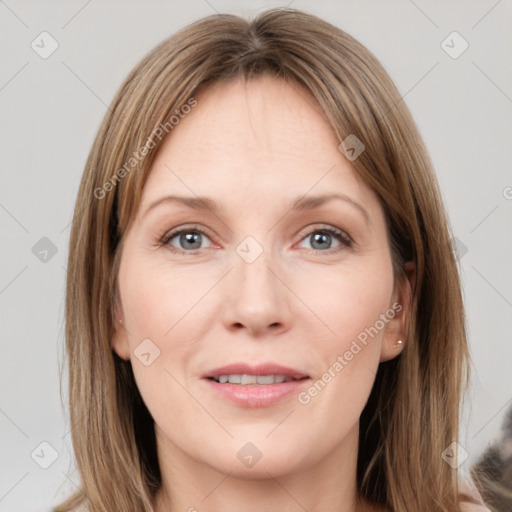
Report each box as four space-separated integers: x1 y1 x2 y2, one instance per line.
203 378 311 408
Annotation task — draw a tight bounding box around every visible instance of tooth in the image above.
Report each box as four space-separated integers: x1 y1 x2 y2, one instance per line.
256 375 275 384
213 374 297 384
240 374 257 385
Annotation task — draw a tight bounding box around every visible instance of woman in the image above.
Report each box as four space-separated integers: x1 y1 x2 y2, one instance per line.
55 8 490 512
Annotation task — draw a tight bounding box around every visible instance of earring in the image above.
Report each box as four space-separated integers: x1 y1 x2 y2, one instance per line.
393 339 404 348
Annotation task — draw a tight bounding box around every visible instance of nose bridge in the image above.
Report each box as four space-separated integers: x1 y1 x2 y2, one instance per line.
222 233 291 335
234 236 278 307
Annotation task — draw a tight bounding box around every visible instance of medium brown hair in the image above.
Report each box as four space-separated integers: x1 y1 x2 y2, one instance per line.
56 8 471 511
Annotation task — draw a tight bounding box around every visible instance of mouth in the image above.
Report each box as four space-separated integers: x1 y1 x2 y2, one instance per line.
202 362 309 382
201 363 311 407
207 374 306 385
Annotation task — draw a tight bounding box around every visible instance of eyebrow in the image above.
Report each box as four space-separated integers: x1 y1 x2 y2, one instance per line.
143 193 370 223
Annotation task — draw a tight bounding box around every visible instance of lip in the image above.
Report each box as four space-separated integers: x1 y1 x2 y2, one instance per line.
201 362 310 408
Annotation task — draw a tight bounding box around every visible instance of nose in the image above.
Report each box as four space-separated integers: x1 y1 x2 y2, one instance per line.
221 247 293 338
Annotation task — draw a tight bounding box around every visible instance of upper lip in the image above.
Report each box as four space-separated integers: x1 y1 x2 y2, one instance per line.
202 363 309 380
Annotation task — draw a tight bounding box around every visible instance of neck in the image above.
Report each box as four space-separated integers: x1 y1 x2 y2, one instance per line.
152 422 371 512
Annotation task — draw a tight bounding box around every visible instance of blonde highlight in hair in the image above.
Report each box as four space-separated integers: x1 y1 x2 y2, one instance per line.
56 8 470 511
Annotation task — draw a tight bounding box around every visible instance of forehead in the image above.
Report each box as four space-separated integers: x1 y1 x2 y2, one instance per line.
139 75 380 220
163 76 333 166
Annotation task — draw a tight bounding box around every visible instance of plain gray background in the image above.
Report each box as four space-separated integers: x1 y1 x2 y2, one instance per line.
1 1 511 510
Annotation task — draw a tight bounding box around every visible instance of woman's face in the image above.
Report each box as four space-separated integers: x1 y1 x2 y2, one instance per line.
112 75 410 479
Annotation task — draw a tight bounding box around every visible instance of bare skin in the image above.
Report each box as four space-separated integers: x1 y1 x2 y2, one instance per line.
112 75 413 512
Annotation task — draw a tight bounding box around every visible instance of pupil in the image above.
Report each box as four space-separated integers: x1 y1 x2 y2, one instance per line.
311 232 330 250
181 232 201 249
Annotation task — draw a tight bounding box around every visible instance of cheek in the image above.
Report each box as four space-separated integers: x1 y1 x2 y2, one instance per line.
118 252 219 405
292 258 393 409
293 256 394 346
118 255 209 428
120 253 206 344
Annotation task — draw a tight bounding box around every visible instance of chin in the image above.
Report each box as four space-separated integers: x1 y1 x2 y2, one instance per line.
196 435 315 479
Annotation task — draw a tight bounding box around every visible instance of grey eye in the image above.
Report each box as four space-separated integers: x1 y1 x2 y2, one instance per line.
169 230 208 251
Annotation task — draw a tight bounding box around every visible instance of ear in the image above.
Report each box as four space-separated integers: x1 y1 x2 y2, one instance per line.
111 296 131 361
380 261 416 362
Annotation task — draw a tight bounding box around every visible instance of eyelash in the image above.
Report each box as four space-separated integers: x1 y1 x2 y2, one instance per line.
159 224 353 255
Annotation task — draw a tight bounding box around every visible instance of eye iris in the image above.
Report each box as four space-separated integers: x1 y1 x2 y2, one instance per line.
180 231 202 250
311 232 332 250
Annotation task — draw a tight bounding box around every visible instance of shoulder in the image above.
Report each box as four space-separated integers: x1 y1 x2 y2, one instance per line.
459 480 491 512
459 501 491 512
